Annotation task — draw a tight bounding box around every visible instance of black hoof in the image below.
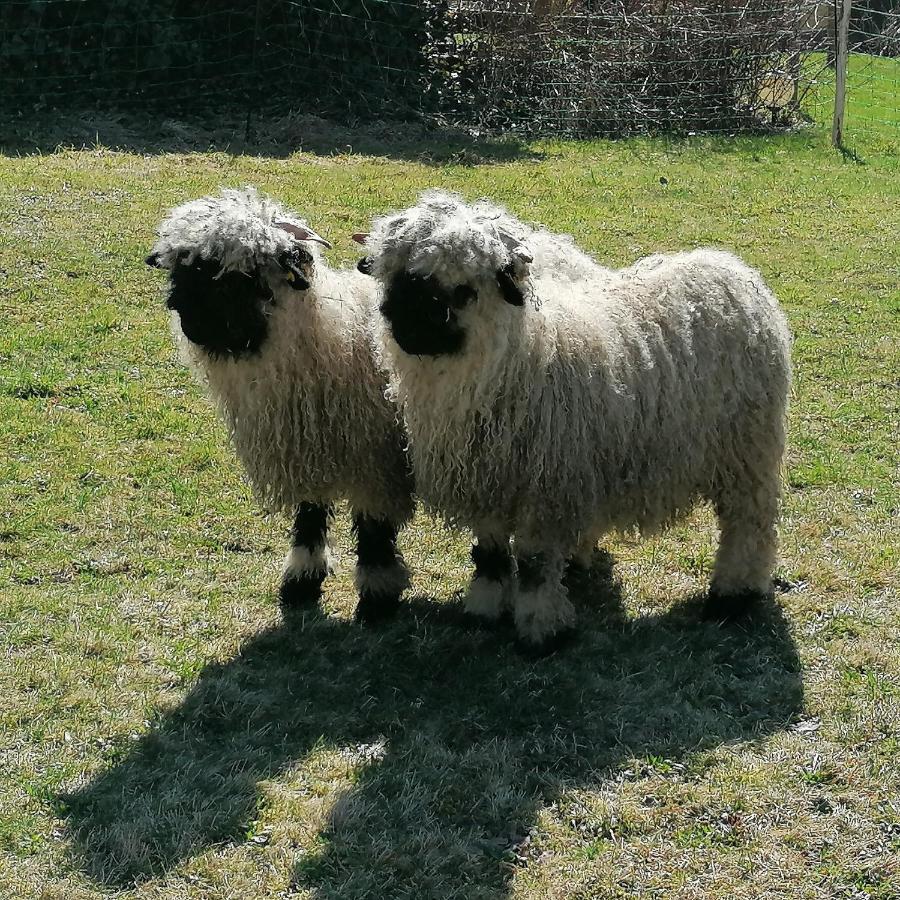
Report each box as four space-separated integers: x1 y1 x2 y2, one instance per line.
564 551 617 605
465 606 514 630
563 559 589 589
774 576 808 594
702 589 764 623
515 627 576 660
354 591 401 626
279 574 324 610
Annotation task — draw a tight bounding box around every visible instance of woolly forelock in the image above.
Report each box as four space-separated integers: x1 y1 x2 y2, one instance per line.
365 189 536 291
365 190 614 308
149 186 321 277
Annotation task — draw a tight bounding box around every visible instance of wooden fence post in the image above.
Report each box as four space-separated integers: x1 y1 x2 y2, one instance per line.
832 0 853 147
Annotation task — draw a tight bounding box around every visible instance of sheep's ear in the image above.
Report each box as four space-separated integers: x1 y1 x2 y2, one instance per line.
357 256 375 275
496 264 525 306
282 264 311 291
511 245 533 265
274 220 332 249
145 252 163 269
352 233 369 245
276 249 311 291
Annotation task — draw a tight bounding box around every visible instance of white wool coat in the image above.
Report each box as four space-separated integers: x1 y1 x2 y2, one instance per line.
368 193 791 551
152 188 414 524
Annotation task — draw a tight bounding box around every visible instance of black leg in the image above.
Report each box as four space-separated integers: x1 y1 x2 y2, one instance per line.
353 513 409 625
279 502 333 610
463 537 514 623
702 589 764 622
472 539 514 582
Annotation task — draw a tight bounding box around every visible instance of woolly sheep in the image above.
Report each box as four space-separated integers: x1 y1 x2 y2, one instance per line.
358 190 792 652
146 187 415 622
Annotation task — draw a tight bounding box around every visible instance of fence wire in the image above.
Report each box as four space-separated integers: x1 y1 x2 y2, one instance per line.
0 1 897 142
846 4 900 142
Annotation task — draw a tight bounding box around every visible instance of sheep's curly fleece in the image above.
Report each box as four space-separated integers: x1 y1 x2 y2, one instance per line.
151 187 414 525
367 189 605 295
368 191 791 592
150 187 308 275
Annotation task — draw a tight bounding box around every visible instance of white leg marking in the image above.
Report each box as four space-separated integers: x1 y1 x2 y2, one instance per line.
283 544 335 579
464 576 509 621
354 559 411 597
514 582 575 645
711 482 780 596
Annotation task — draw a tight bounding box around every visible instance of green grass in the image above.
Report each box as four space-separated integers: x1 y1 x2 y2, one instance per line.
805 52 900 155
1 84 898 899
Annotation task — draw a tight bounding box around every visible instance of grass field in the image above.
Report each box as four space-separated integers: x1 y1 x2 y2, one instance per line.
1 74 899 899
807 52 900 156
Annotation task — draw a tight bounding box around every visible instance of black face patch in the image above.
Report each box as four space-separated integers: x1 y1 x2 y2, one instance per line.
165 258 272 358
380 271 471 357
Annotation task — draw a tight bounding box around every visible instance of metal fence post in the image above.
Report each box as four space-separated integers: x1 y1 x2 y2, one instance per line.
832 0 853 147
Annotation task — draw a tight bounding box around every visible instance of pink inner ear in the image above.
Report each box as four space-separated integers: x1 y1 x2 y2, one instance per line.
352 233 369 245
274 220 308 240
274 220 332 249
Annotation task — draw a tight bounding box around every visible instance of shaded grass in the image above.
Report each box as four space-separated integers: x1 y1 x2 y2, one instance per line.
58 585 802 896
0 94 898 899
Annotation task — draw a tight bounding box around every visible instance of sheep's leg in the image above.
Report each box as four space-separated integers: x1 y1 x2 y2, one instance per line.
705 474 780 620
280 502 334 609
464 533 514 622
565 529 605 581
353 513 410 625
513 548 575 655
571 533 599 568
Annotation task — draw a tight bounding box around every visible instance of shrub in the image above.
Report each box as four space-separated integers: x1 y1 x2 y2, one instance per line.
429 0 815 135
2 0 819 133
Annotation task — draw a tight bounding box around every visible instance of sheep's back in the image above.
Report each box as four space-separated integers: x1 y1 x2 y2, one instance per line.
400 248 790 545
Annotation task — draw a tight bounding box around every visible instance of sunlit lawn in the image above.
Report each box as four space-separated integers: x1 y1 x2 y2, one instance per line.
1 67 898 898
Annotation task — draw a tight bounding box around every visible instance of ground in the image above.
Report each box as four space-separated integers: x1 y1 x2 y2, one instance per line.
0 73 898 899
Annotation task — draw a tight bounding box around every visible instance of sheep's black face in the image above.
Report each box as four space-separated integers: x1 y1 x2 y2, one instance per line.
165 258 272 359
380 271 474 357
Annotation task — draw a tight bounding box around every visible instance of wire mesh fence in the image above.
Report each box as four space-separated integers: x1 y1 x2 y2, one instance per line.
427 1 822 136
845 2 900 142
795 0 900 152
0 0 294 111
0 0 897 143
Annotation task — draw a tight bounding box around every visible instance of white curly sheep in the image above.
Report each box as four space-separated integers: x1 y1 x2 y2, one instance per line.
147 187 415 622
358 190 792 652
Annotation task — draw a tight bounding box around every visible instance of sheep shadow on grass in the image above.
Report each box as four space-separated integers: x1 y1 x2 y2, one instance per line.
61 553 803 897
